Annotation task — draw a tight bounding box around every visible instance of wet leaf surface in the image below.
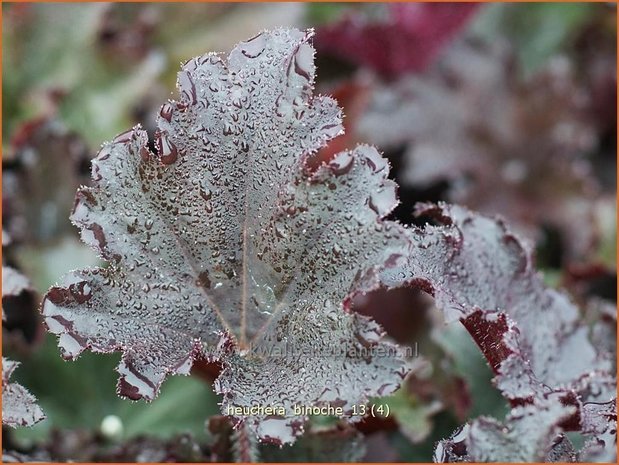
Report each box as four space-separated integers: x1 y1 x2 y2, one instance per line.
381 203 616 461
42 28 413 445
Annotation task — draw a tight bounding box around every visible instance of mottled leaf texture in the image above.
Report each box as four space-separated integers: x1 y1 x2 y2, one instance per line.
380 203 616 461
2 358 45 428
42 28 412 444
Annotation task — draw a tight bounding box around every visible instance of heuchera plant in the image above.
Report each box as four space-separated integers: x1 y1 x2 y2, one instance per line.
2 232 45 429
2 357 45 428
381 203 616 461
41 28 412 445
38 28 615 458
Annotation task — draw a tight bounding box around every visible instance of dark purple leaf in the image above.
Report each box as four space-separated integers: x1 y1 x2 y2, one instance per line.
315 3 479 78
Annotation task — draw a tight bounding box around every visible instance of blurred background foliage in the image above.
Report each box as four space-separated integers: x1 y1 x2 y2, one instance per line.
2 2 616 462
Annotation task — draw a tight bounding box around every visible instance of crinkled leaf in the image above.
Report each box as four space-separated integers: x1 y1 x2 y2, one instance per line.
577 399 618 462
383 203 612 396
434 396 577 462
379 202 616 459
2 358 45 428
466 398 575 462
42 28 412 444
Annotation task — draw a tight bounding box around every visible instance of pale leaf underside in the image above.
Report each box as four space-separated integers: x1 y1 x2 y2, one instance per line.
42 28 412 444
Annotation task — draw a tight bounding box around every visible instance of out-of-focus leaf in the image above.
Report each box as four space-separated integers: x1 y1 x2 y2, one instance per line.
3 118 91 244
432 323 506 419
96 3 160 63
16 236 101 295
2 358 45 428
381 387 442 444
2 3 165 146
305 3 350 26
592 197 617 268
2 266 30 300
209 414 365 463
358 41 601 263
2 231 42 348
315 3 479 78
8 428 208 463
260 423 366 462
102 433 207 462
2 450 51 463
41 28 413 445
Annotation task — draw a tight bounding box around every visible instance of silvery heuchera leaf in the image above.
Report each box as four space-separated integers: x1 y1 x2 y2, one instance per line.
380 202 616 460
42 28 412 444
2 358 45 428
382 202 613 397
434 396 578 462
